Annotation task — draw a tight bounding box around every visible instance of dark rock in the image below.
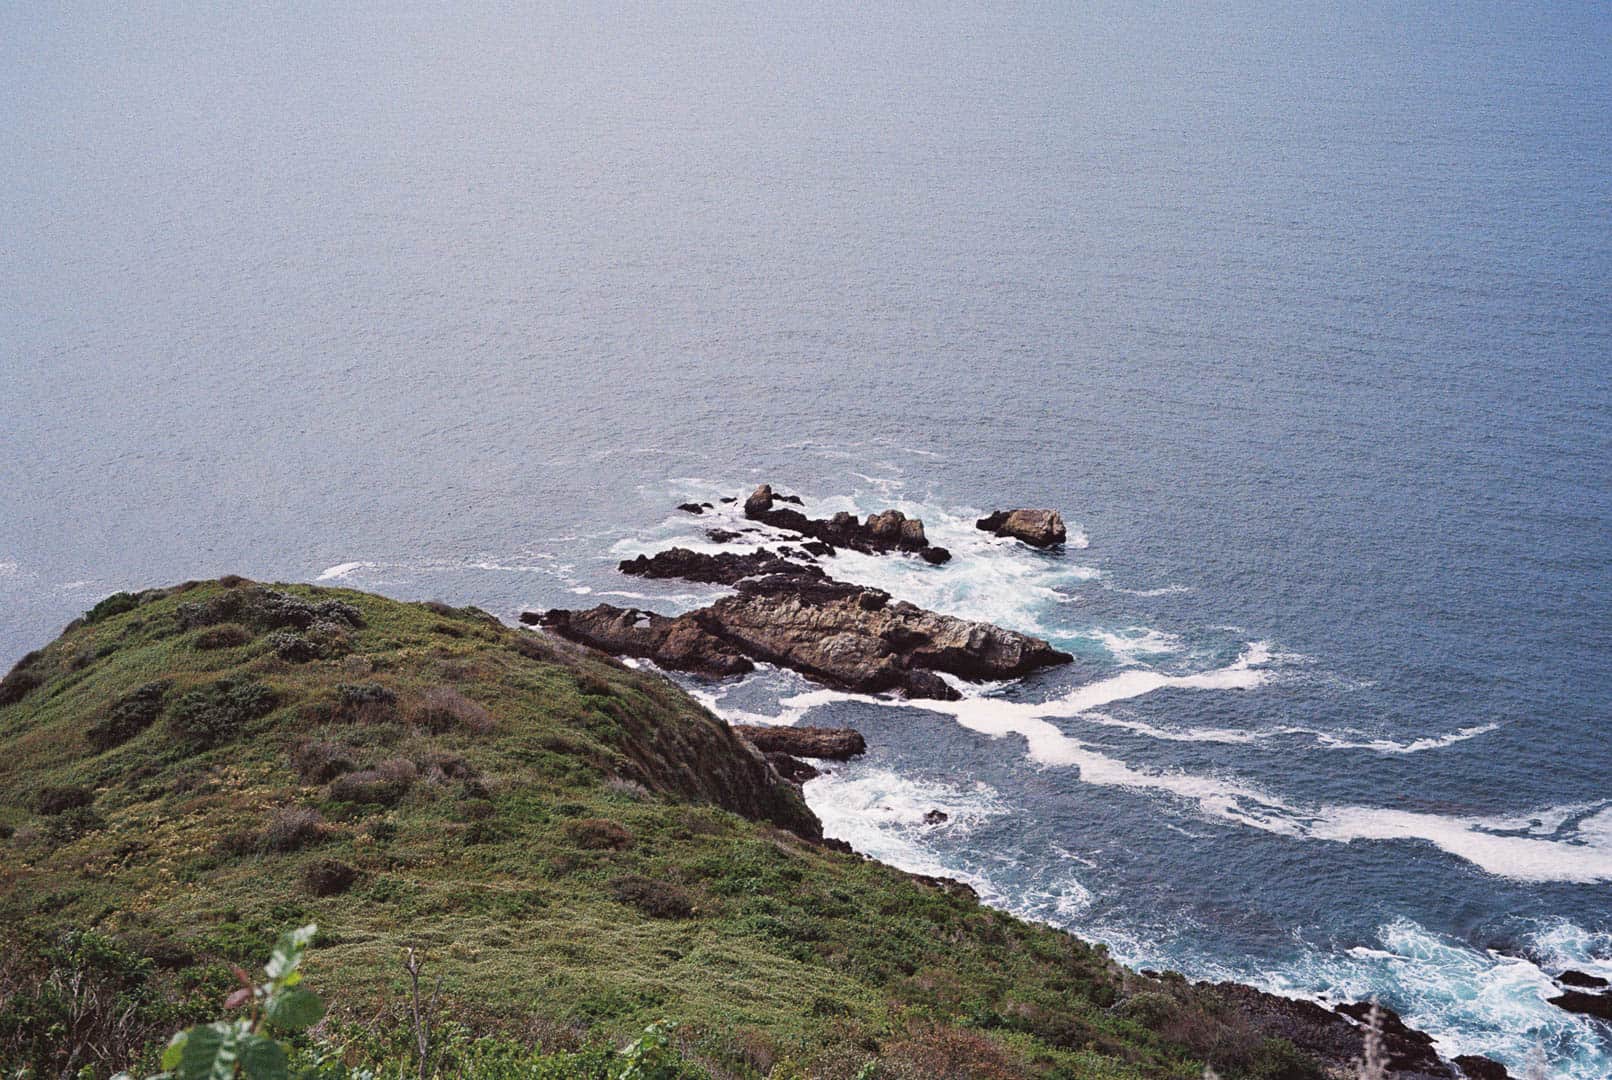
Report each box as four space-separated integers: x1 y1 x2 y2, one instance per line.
1549 988 1612 1020
719 497 736 504
920 546 951 565
536 606 754 677
775 493 803 505
677 502 705 515
765 751 820 784
733 724 867 760
744 483 776 516
706 529 744 543
900 669 961 700
544 567 1070 699
741 484 944 561
618 548 824 586
819 837 855 854
1205 983 1457 1077
802 540 835 557
1334 1001 1451 1076
923 809 949 825
976 508 1068 548
1453 1056 1510 1080
1559 969 1610 989
713 576 1070 694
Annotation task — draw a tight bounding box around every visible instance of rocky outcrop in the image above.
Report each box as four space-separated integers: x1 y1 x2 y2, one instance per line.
1548 987 1612 1020
619 547 824 586
732 724 867 760
1452 1056 1510 1080
534 571 1070 700
976 508 1067 548
763 752 820 784
742 484 951 564
1334 1001 1449 1076
528 606 753 677
1559 969 1610 989
1202 984 1458 1078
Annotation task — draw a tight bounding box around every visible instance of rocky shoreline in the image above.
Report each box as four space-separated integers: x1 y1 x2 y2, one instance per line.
527 485 1518 1079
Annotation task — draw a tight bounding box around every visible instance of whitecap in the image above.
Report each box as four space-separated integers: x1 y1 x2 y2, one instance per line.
315 561 375 581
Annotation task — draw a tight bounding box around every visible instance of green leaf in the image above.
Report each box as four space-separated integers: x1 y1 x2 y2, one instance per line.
162 1030 190 1071
264 924 317 982
264 987 325 1032
179 1021 244 1080
238 1034 288 1080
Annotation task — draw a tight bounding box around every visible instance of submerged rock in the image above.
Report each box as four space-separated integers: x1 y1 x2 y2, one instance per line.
923 809 949 825
733 724 866 760
976 508 1067 548
677 502 705 515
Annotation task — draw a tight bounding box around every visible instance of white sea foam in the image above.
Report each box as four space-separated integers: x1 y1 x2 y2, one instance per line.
316 561 375 581
1271 918 1612 1079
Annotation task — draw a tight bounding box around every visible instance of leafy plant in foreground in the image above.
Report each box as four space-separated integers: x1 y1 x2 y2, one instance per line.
123 925 327 1080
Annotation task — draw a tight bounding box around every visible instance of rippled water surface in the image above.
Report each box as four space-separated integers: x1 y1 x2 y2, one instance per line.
3 3 1610 1073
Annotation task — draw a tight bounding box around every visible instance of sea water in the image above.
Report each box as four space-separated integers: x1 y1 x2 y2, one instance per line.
3 3 1608 1073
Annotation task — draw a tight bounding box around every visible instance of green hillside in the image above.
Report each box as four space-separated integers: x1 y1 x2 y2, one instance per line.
0 579 1322 1079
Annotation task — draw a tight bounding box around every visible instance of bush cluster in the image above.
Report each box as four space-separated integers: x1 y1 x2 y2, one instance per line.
176 587 364 635
193 623 255 650
86 680 172 751
35 783 94 815
168 676 278 749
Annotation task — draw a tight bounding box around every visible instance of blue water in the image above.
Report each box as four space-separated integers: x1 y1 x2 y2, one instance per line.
3 3 1609 1073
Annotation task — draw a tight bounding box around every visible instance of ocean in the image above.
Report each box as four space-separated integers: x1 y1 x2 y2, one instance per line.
2 3 1609 1074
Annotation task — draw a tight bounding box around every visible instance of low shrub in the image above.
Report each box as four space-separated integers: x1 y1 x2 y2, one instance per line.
193 623 254 650
565 817 632 851
420 751 478 783
0 667 43 708
334 682 398 724
290 740 359 785
84 591 140 624
35 784 94 815
327 759 416 805
168 676 278 749
45 805 105 844
262 806 328 853
610 875 696 919
86 679 171 751
303 858 359 897
408 687 494 734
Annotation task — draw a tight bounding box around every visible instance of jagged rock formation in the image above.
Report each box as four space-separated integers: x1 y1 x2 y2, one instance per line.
976 508 1067 548
731 724 867 760
742 484 951 564
533 573 1070 700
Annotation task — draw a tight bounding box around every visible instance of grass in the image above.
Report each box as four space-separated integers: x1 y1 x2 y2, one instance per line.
0 580 1319 1079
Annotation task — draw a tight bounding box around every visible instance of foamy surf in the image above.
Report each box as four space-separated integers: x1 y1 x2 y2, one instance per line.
1268 918 1612 1079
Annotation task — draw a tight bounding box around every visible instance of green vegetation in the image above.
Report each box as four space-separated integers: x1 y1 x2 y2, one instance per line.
0 580 1320 1078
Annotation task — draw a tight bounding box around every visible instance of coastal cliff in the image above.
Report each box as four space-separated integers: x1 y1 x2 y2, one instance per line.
0 580 1494 1078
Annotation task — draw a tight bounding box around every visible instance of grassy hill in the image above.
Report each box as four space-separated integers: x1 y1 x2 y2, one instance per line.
0 579 1324 1079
